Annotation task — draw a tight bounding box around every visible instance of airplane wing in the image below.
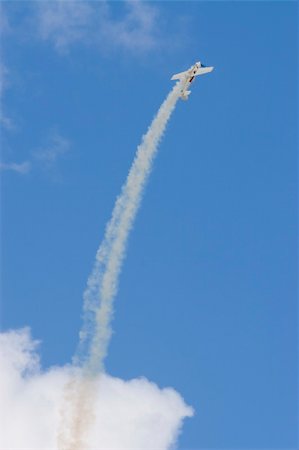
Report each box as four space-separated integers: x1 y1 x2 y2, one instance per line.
194 66 214 76
171 71 187 80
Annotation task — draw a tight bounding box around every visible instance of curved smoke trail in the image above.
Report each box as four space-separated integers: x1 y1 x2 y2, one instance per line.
58 81 182 450
76 81 182 374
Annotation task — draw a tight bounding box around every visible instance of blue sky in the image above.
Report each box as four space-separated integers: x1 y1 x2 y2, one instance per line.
1 1 297 448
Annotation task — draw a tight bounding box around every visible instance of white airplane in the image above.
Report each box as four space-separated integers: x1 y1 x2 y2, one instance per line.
171 61 214 100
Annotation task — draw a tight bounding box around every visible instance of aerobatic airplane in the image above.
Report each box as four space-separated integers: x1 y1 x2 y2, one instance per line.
171 61 214 100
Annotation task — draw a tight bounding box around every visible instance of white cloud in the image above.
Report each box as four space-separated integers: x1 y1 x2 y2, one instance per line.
0 62 9 99
98 1 160 53
0 114 14 130
37 1 95 52
0 62 15 130
0 132 70 176
0 2 10 35
0 160 31 174
36 0 162 54
0 328 193 449
33 132 71 168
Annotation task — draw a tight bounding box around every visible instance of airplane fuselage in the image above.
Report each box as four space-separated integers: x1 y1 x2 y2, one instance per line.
180 64 200 99
171 61 214 100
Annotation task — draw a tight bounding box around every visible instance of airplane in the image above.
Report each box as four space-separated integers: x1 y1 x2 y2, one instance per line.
171 61 214 100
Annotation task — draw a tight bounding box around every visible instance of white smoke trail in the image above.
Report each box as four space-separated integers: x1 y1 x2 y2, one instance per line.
58 81 182 450
76 81 182 373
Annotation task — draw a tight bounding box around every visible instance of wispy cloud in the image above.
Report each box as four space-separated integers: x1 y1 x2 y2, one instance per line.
98 1 160 53
0 2 10 36
0 62 15 131
37 1 95 52
36 0 163 54
0 62 9 99
0 114 14 130
33 132 71 169
1 132 70 176
0 160 31 174
0 3 14 129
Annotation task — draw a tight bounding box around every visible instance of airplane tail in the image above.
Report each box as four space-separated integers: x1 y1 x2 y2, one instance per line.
181 90 191 101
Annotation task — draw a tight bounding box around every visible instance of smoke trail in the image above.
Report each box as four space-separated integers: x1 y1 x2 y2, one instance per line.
76 80 182 373
58 81 182 450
